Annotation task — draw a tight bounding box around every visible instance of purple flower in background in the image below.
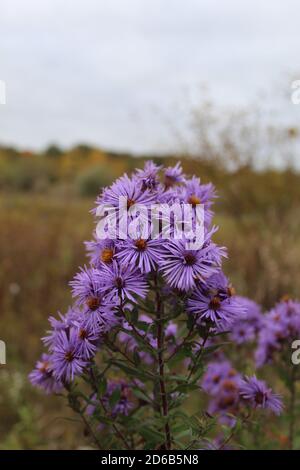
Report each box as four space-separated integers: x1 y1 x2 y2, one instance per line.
51 330 88 382
202 361 283 426
230 297 262 344
202 361 239 396
106 380 134 417
118 315 155 365
230 323 256 344
201 360 242 427
240 376 283 415
29 354 63 394
88 380 135 419
100 260 148 303
165 322 178 338
255 328 280 367
255 299 300 366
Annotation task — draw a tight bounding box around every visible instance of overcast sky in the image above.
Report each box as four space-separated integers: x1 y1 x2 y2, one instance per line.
1 0 300 153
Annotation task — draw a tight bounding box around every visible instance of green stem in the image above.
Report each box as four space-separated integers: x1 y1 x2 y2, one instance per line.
64 383 102 449
155 275 172 450
187 329 210 382
89 367 131 450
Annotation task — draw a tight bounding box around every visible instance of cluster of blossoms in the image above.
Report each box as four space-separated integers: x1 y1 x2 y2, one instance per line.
87 380 135 419
256 298 300 367
29 161 283 450
230 297 263 345
201 360 283 427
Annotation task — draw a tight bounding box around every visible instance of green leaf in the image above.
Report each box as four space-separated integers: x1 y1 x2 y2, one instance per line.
109 387 121 408
132 389 152 404
98 377 107 396
111 359 154 381
133 348 141 366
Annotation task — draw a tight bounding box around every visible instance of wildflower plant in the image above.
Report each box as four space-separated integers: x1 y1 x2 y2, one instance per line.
255 298 300 448
30 162 283 450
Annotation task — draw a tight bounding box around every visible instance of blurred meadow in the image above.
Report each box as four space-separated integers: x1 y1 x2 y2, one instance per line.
1 105 300 448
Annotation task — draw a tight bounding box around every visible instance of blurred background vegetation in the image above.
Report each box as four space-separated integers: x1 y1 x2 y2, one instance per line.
1 106 300 448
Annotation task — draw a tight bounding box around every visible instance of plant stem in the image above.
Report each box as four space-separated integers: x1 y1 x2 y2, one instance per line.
104 338 136 366
79 409 103 449
98 396 131 450
167 323 195 363
64 384 102 449
289 366 296 450
120 302 156 353
89 367 131 450
218 412 251 450
187 330 210 383
155 276 172 450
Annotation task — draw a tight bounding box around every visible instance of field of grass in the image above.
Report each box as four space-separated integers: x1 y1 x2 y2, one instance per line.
0 194 93 449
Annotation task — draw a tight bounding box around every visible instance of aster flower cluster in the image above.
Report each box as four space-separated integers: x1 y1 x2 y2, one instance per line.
29 161 284 450
87 380 135 419
256 298 300 367
201 360 283 428
230 297 263 345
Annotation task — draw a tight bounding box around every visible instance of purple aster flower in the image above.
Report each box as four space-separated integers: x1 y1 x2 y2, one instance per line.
85 238 116 268
202 361 240 396
240 376 283 415
187 273 243 328
51 329 88 382
255 327 280 367
29 353 64 394
70 266 103 307
70 266 118 331
72 323 100 360
230 323 256 344
179 176 216 227
98 173 157 210
100 260 148 304
88 380 135 418
255 299 300 366
116 236 161 273
165 322 178 338
164 162 185 188
160 239 225 292
230 297 262 344
134 160 162 191
106 380 134 417
42 307 78 350
202 360 242 427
